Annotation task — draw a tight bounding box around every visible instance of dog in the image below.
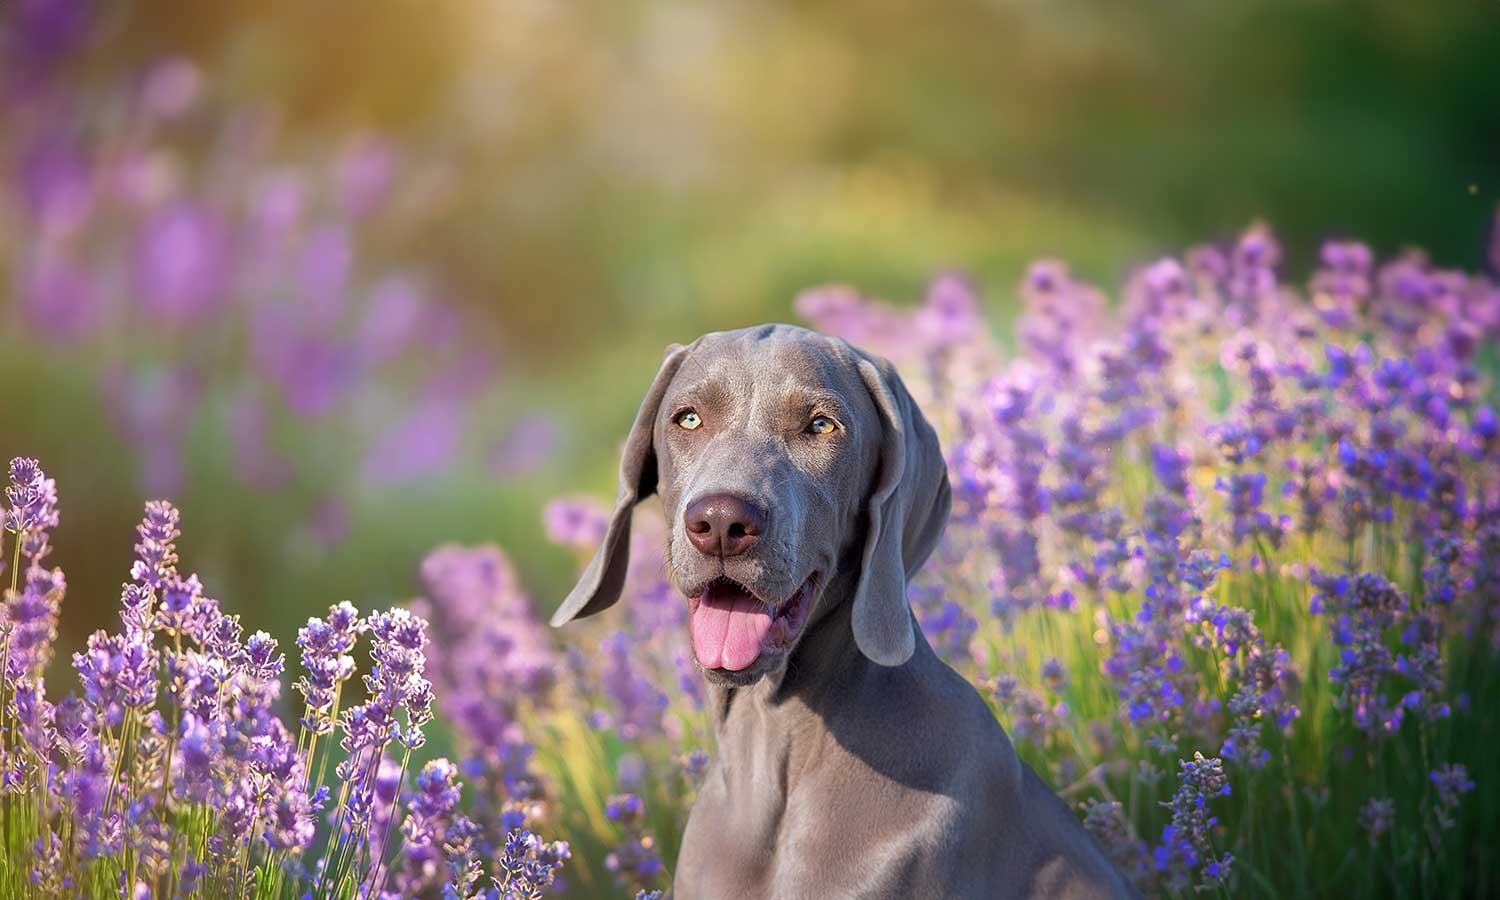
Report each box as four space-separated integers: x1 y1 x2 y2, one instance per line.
551 324 1136 899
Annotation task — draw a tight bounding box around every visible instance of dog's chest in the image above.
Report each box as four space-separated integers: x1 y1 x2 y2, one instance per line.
673 736 951 900
674 765 781 899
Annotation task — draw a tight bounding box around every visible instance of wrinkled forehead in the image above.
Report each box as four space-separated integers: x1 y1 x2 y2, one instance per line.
668 325 867 409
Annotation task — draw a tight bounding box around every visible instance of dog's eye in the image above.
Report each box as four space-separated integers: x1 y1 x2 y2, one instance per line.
807 415 838 435
675 410 703 431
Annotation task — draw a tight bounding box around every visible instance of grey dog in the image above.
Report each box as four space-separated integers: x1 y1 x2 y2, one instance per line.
551 324 1135 899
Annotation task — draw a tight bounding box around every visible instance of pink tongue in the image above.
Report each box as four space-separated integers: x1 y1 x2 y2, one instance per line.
690 585 773 671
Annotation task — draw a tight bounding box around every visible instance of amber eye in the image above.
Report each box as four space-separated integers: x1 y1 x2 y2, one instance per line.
675 410 703 430
807 415 838 435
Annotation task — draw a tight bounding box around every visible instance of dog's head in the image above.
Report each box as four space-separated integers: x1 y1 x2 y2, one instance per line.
550 324 950 685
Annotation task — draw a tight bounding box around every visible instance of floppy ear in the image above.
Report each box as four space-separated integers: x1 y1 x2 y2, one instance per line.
550 343 688 627
851 353 952 665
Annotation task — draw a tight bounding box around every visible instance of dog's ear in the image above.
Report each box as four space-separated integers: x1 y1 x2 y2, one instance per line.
551 343 688 627
850 353 951 665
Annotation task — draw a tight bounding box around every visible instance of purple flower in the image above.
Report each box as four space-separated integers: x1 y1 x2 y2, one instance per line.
1310 240 1373 328
298 225 354 316
362 396 466 483
602 792 660 893
132 201 231 323
1018 260 1105 381
596 631 669 741
495 828 570 897
1082 800 1152 889
20 257 99 341
337 134 398 218
916 272 982 347
6 458 59 561
1358 796 1395 846
387 758 463 897
138 57 201 119
1154 753 1233 893
544 497 610 550
129 500 180 590
16 134 94 234
442 815 486 900
97 363 201 495
1429 763 1475 830
243 630 283 680
414 544 554 783
4 564 65 680
1309 571 1440 737
227 395 294 490
490 413 562 479
296 603 363 735
356 274 428 366
1228 220 1281 311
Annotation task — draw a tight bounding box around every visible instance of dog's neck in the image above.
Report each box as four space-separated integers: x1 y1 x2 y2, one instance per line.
698 573 942 863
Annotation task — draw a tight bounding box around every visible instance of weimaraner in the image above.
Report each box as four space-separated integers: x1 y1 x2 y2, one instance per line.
551 324 1136 899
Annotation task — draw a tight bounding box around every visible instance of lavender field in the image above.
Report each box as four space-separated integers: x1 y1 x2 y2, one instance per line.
4 1 1500 898
4 224 1498 897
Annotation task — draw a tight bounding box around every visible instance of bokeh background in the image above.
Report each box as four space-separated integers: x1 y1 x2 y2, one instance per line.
4 0 1499 695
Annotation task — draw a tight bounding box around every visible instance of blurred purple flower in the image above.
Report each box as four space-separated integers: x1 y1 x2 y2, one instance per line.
6 458 60 559
338 134 398 218
544 497 609 550
307 496 352 547
298 225 354 322
138 57 200 119
490 412 561 479
1357 796 1394 846
1429 763 1474 830
3 0 92 74
356 274 428 366
363 397 465 484
916 272 982 347
133 201 231 323
18 255 98 340
17 135 94 235
228 394 294 490
1154 753 1233 893
387 757 462 896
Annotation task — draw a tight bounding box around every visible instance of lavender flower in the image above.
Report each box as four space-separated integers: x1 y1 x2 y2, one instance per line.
379 761 454 890
1310 572 1428 737
132 201 232 324
1154 753 1233 892
295 603 363 735
3 565 64 681
544 497 610 550
495 828 570 900
0 456 505 897
1429 763 1475 831
1357 796 1395 846
1081 799 1152 889
129 500 180 590
603 792 663 893
5 458 59 565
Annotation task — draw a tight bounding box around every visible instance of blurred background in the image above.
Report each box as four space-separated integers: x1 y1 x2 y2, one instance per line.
3 0 1498 667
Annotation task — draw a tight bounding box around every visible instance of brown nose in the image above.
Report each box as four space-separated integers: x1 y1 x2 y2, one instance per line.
684 493 767 557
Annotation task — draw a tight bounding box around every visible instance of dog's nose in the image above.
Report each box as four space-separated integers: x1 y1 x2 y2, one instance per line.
684 493 766 557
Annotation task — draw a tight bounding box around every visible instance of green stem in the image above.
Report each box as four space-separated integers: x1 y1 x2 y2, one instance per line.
238 804 262 900
0 530 21 874
103 708 137 818
335 744 387 891
312 682 345 793
365 744 412 898
158 708 178 811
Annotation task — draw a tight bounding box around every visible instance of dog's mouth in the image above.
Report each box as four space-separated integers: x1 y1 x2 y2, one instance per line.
687 573 818 672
